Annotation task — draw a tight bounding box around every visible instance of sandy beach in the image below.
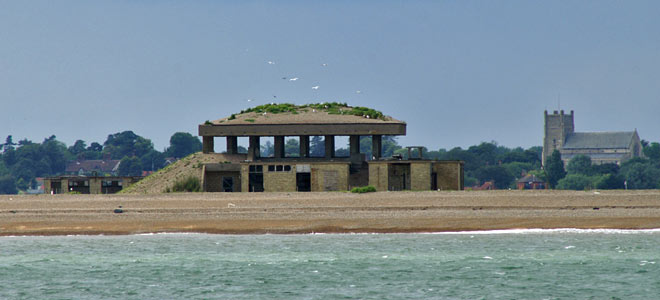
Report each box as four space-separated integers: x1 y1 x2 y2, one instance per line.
1 190 660 236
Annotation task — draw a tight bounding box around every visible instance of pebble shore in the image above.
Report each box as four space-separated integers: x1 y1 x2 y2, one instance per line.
1 190 659 235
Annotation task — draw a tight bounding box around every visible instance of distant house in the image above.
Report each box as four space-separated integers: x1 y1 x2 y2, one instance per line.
516 174 547 190
65 160 120 176
468 181 495 191
543 110 643 166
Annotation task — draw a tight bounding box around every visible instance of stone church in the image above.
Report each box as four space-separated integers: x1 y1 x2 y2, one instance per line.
542 110 643 166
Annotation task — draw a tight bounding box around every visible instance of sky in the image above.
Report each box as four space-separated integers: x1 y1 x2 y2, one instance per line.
1 1 659 152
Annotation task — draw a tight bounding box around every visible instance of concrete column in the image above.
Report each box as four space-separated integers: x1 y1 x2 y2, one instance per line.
274 136 285 158
299 135 310 158
349 135 360 155
324 135 335 159
248 136 260 160
372 135 382 160
226 136 238 154
202 136 214 154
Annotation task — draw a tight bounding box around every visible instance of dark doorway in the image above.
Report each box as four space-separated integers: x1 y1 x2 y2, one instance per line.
431 172 437 190
222 177 234 192
388 163 411 191
249 165 264 192
51 181 62 194
248 174 263 192
296 173 311 192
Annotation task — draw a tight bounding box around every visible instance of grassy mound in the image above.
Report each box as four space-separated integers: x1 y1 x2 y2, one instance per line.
238 102 386 120
120 152 244 194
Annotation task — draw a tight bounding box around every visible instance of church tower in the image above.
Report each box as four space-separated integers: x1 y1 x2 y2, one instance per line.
542 110 574 166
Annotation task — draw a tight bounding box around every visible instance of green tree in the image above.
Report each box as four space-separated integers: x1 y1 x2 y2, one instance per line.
545 150 566 188
557 174 593 190
0 175 17 194
594 174 625 189
165 132 202 158
284 138 300 157
620 159 660 189
643 142 660 162
592 163 619 175
118 156 142 176
103 131 154 159
566 155 593 175
69 140 87 155
476 165 514 189
310 136 324 157
261 140 274 157
2 135 16 152
140 150 165 172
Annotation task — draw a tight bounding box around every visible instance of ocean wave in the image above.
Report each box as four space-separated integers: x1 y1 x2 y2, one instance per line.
421 228 660 235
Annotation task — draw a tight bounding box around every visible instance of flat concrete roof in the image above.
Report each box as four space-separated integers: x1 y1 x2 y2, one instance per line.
200 105 406 137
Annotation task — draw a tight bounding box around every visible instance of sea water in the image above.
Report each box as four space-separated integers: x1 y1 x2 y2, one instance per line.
1 230 659 299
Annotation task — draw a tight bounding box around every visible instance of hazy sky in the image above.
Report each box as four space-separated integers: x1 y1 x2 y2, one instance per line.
2 1 659 151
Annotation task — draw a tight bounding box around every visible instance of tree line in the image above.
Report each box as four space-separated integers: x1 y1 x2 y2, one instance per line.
0 131 202 194
544 141 660 190
1 131 659 194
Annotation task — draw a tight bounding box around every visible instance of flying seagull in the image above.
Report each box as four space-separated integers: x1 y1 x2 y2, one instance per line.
289 77 299 81
312 86 320 90
267 61 275 65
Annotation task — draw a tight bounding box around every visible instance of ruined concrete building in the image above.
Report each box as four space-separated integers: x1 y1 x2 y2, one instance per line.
198 104 463 192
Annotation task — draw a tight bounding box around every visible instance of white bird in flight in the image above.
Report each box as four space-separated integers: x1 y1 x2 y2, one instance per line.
356 90 361 94
321 63 328 67
267 61 275 65
289 77 299 81
247 99 253 102
312 86 320 90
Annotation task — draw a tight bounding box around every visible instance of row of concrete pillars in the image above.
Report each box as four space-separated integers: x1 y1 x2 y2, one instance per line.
202 135 383 160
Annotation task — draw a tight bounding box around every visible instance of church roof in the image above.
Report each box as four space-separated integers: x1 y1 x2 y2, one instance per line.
563 132 636 150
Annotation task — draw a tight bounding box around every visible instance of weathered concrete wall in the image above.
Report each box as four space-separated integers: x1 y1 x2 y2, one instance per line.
368 163 388 192
264 166 296 192
199 123 406 137
310 163 349 191
89 178 102 194
433 161 464 190
240 164 250 192
388 163 410 191
410 162 431 190
205 171 241 192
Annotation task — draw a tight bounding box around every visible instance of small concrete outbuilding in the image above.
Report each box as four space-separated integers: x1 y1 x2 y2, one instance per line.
43 176 142 194
198 103 463 192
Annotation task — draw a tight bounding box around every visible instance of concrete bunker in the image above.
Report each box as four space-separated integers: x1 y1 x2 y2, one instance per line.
198 103 463 192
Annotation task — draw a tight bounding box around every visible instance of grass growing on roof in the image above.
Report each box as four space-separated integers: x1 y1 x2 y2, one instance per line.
236 102 387 120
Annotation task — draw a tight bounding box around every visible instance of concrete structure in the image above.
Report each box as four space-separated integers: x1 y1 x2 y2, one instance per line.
43 176 142 194
198 104 464 192
543 110 643 166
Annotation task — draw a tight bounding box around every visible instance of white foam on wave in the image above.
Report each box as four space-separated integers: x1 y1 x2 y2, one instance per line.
420 228 660 235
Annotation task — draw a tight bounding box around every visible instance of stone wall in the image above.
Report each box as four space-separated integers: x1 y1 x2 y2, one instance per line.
310 163 349 191
368 163 388 192
410 162 431 190
433 161 464 190
264 167 296 192
204 171 241 192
